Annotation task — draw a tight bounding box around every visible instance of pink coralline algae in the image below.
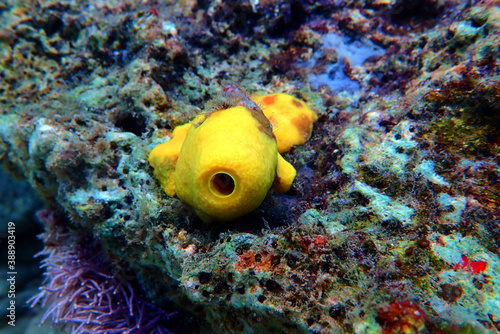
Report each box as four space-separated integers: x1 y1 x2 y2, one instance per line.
453 255 488 274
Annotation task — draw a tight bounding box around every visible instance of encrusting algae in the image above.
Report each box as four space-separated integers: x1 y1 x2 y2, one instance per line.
149 85 317 223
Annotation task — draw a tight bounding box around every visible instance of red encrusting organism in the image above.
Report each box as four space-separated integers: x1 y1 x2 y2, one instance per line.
453 255 488 274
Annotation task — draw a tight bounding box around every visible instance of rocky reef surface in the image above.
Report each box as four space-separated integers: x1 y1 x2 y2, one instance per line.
0 0 499 333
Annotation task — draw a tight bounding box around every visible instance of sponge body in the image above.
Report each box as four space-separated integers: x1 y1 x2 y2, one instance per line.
251 93 318 153
175 106 278 222
149 93 317 223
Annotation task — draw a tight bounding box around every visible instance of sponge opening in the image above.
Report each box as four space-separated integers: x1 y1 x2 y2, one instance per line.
210 173 236 197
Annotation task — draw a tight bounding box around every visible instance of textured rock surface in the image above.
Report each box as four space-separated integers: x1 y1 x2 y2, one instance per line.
0 0 499 333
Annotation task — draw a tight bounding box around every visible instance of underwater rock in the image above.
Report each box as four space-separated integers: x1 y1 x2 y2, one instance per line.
0 0 499 333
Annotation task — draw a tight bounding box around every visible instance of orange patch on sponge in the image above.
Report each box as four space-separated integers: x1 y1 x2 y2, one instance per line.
261 94 278 106
251 93 318 153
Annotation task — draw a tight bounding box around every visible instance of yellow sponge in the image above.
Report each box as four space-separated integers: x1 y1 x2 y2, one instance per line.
251 93 318 153
274 154 296 193
174 106 279 222
149 123 191 197
149 92 317 223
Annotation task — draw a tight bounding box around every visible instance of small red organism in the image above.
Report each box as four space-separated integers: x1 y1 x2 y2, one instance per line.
376 300 430 334
313 235 328 248
149 8 158 16
453 255 488 274
235 251 255 271
298 236 312 251
235 251 273 272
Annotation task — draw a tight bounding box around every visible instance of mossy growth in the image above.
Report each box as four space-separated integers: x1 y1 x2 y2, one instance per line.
426 78 500 158
358 165 410 198
433 114 499 158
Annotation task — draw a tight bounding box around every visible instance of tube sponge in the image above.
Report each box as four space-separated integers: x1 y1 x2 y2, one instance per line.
149 92 316 223
174 106 280 222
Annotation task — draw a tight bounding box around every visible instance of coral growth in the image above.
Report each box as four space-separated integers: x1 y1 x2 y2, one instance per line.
376 300 430 334
29 210 176 334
